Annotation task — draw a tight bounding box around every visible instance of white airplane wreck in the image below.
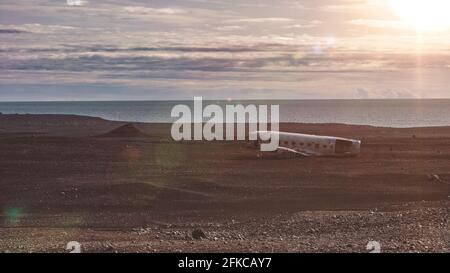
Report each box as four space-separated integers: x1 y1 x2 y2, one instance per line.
250 131 362 157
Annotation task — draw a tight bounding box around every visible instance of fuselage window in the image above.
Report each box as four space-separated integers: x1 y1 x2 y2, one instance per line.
315 144 320 149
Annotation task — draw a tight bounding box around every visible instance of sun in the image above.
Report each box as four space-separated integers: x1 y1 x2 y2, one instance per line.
389 0 450 31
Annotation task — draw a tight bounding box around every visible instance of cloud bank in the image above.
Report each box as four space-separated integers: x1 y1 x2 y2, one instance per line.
0 0 450 100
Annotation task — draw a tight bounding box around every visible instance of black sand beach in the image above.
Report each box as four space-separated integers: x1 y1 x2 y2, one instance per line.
0 114 449 252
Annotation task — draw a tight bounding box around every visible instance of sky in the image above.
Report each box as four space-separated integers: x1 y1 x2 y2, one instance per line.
0 0 449 101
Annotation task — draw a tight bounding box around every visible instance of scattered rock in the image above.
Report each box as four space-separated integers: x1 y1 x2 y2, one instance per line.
428 174 442 183
103 242 114 251
133 227 152 235
192 229 207 240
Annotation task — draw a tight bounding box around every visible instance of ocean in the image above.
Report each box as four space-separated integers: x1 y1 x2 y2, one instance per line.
0 99 449 128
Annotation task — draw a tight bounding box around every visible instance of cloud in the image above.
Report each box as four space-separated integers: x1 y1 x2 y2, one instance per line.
226 17 296 23
3 42 450 77
348 19 409 30
0 24 77 34
0 28 28 34
284 20 322 29
215 25 243 31
114 5 221 25
320 0 383 13
66 0 88 6
0 45 273 54
355 88 418 99
123 6 186 15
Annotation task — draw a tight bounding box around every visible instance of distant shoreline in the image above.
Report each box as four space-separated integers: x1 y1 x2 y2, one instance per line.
1 113 450 131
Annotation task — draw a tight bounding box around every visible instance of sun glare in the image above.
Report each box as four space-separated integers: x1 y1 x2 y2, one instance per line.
389 0 450 31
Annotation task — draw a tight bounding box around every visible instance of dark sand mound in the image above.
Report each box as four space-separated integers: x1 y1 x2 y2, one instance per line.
0 114 122 137
96 123 148 138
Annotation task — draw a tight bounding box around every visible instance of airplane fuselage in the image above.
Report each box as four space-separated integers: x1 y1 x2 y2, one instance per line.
253 131 361 157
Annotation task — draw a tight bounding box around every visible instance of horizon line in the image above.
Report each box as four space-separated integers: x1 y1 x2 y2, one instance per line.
1 98 450 103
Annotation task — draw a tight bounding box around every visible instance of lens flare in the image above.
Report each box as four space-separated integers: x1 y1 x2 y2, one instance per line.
5 207 23 225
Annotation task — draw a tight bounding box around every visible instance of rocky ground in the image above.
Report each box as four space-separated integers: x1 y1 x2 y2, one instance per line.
1 201 449 253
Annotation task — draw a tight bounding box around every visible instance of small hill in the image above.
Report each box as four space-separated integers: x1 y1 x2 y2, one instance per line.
96 123 148 138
